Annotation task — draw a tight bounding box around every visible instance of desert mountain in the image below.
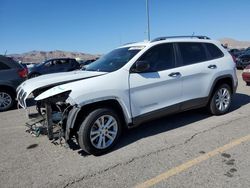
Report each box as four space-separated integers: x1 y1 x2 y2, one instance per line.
10 50 99 63
219 38 250 49
8 38 250 63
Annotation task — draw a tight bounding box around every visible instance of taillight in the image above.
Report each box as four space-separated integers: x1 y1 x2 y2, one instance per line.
18 68 28 78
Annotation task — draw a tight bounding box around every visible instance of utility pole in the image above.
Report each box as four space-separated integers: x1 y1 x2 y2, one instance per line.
146 0 150 41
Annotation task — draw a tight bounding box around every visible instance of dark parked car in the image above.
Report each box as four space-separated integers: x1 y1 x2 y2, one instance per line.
229 48 244 58
236 52 250 69
78 58 98 68
28 58 80 78
0 55 28 111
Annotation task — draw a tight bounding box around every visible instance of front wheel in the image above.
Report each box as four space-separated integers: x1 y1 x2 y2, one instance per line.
78 108 122 156
209 84 232 115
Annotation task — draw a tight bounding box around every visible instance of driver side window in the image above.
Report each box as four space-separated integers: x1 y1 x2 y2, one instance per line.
138 43 175 72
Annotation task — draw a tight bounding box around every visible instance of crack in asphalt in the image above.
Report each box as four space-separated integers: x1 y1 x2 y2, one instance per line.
184 115 246 144
63 115 247 188
62 145 176 188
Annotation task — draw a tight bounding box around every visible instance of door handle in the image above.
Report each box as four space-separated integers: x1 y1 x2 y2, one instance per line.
168 72 181 77
208 65 217 69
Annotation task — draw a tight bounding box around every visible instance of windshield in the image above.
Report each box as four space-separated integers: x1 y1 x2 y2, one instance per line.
85 47 143 72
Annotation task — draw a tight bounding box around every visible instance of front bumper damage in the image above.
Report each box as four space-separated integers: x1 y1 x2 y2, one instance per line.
17 87 79 144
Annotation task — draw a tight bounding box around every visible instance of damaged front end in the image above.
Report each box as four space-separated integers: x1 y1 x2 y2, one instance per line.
38 90 73 141
16 70 107 143
18 84 80 144
34 86 84 147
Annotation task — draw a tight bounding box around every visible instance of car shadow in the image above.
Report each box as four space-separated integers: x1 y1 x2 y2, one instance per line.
76 92 250 156
76 108 211 156
114 109 210 153
109 92 250 155
230 93 250 111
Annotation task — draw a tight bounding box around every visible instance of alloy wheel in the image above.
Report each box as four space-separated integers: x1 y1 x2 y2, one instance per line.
0 92 12 110
90 115 118 149
215 88 231 112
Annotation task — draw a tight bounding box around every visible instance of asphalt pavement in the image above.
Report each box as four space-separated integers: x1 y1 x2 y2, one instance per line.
0 70 250 188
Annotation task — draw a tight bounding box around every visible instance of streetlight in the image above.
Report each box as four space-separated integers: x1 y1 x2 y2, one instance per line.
146 0 150 41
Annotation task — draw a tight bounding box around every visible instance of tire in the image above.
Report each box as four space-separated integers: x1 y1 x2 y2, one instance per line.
247 82 250 86
78 108 122 156
0 89 15 112
209 84 232 115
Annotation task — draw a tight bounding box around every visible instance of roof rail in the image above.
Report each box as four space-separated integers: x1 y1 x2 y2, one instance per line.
151 36 210 42
123 42 137 45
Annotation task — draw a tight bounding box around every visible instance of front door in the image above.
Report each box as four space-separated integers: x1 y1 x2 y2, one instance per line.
129 43 182 120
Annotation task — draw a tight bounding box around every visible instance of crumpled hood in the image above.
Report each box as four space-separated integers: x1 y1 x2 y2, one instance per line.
17 70 107 108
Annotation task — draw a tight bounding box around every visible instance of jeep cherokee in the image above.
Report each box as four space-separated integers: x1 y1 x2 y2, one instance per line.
17 36 238 155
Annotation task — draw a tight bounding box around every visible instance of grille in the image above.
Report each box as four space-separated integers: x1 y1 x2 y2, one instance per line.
17 89 27 108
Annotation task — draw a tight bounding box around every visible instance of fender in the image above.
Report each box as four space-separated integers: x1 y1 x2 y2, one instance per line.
65 106 81 141
0 81 18 90
77 96 132 122
65 97 132 141
208 74 236 100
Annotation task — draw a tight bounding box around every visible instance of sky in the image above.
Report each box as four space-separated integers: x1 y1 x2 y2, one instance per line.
1 0 250 55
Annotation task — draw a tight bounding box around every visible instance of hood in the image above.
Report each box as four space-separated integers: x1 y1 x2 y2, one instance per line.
17 70 107 108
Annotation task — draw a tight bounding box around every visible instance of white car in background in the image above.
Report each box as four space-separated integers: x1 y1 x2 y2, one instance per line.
17 36 238 155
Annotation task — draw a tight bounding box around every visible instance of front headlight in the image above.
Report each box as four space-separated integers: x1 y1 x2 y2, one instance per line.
35 89 71 102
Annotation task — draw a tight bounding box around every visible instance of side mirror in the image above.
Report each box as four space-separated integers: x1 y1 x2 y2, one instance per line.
132 61 150 73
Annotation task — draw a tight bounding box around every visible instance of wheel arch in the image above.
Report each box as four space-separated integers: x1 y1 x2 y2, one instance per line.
65 98 131 141
209 75 234 100
0 85 16 96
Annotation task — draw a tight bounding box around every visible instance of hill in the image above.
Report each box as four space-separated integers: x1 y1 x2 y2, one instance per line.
10 50 99 63
8 38 250 63
219 38 250 49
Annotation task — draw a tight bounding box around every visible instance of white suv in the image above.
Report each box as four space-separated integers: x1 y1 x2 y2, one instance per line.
17 36 238 155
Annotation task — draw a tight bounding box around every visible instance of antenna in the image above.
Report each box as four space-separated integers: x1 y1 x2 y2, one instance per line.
146 0 150 41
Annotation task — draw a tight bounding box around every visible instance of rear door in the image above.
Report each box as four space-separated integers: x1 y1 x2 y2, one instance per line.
175 42 223 110
46 59 69 73
42 60 56 74
59 59 71 71
0 60 22 88
129 43 182 119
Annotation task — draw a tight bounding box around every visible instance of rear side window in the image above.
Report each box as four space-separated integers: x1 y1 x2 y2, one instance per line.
60 59 69 64
0 62 10 70
44 60 53 67
178 42 207 65
205 43 224 59
138 43 175 71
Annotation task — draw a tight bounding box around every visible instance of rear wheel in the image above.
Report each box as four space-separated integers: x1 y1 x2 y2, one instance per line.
0 89 15 112
78 108 122 156
209 84 232 115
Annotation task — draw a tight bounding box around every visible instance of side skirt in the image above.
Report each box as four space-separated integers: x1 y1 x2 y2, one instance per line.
130 97 209 128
